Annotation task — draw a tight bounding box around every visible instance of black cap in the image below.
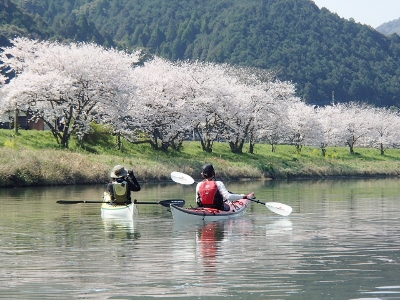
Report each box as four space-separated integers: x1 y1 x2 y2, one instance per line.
201 164 215 179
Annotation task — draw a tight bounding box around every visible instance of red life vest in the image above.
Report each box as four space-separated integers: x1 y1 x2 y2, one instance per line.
199 180 219 206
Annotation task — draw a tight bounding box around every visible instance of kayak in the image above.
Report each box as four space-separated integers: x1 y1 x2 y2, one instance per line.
101 202 137 219
170 171 293 217
170 199 250 223
101 191 137 218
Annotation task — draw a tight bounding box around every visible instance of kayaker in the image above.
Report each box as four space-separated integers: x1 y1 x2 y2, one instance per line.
196 164 254 211
106 165 141 205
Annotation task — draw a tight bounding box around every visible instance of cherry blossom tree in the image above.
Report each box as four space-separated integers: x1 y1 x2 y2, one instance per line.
366 106 400 155
191 64 256 154
221 66 271 154
131 59 296 154
334 102 374 154
0 67 7 86
175 61 229 153
0 38 141 148
131 57 194 151
191 64 296 154
316 103 376 155
286 101 322 154
96 92 140 150
4 37 399 157
253 80 299 153
217 84 256 154
314 104 400 156
315 104 345 156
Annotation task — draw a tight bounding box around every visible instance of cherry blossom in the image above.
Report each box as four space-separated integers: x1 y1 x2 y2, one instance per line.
0 38 141 147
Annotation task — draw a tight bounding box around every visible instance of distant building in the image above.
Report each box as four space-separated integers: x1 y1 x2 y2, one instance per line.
0 111 48 130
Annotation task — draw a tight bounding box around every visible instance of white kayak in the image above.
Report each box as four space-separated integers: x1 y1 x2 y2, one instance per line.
101 202 137 219
100 192 186 218
101 192 137 219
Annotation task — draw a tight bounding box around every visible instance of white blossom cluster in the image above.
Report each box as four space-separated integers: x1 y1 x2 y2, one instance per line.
1 38 399 154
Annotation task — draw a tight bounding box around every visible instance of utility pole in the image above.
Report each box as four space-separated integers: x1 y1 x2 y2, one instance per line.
331 91 335 105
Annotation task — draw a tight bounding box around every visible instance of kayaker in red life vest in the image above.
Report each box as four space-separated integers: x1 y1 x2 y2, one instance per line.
196 164 255 211
106 165 141 205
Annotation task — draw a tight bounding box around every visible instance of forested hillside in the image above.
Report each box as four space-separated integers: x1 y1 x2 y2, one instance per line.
377 18 400 36
0 0 114 48
3 0 400 107
0 0 49 46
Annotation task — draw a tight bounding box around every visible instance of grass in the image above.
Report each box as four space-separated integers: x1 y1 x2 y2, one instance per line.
0 128 399 187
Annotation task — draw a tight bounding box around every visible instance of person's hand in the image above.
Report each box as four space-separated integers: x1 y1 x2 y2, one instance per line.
244 192 255 199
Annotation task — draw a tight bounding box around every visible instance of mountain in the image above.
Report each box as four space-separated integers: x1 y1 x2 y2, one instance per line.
0 0 114 48
4 0 400 108
376 18 400 36
0 0 50 46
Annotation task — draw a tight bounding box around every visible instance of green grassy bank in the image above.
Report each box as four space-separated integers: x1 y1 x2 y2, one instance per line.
0 129 399 187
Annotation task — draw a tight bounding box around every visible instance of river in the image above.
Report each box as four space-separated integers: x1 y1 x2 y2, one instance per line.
0 178 399 299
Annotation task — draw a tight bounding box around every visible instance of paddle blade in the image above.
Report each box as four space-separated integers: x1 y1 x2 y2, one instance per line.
171 171 195 185
265 202 293 216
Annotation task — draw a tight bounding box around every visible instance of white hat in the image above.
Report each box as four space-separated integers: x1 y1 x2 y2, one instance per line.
110 165 128 178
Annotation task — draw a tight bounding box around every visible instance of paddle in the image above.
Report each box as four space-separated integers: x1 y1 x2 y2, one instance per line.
170 171 293 216
170 171 195 185
56 199 185 208
247 199 292 217
134 199 185 207
56 200 106 204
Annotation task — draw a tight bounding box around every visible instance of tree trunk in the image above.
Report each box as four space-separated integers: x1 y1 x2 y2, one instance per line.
204 139 213 153
249 142 254 154
293 133 302 154
14 108 18 134
116 134 122 150
349 145 354 154
295 144 302 154
248 133 255 154
161 141 169 151
195 128 213 152
320 143 326 157
347 136 356 155
229 139 244 154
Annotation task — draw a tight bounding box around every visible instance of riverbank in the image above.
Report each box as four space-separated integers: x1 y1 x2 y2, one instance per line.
0 129 399 187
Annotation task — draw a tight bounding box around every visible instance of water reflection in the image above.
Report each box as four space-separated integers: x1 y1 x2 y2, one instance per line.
102 217 140 240
170 218 256 297
197 221 225 275
265 218 293 235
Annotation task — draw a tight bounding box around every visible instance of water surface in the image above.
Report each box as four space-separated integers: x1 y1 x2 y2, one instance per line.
0 178 400 299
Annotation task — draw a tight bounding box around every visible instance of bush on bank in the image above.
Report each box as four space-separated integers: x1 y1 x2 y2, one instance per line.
0 129 399 187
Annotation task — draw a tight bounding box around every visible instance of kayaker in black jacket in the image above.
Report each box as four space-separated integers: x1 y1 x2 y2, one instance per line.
196 164 254 211
106 165 141 205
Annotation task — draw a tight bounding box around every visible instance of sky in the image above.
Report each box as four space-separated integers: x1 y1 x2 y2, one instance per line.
312 0 400 28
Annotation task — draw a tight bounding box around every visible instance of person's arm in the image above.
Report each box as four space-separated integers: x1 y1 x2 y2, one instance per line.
107 182 115 200
195 182 201 205
216 181 245 201
127 170 141 191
